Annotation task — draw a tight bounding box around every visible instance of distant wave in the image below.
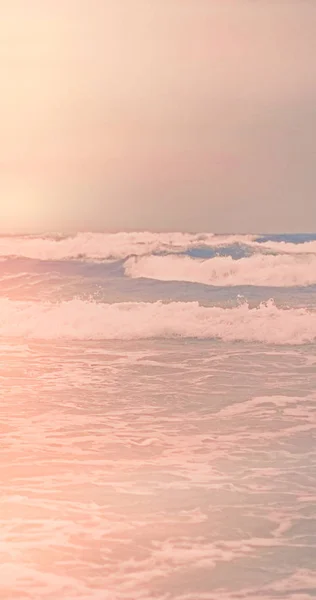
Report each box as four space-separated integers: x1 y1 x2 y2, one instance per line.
0 232 259 261
256 240 316 254
125 254 316 287
0 298 315 344
1 232 316 266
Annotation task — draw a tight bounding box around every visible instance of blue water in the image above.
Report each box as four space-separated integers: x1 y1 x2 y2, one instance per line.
0 232 315 599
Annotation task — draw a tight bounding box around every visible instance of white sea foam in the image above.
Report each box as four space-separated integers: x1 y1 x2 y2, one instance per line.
0 232 257 261
0 298 315 343
125 253 316 287
257 239 316 254
1 231 316 262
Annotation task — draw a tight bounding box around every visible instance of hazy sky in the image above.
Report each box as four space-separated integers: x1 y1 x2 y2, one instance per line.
1 0 316 232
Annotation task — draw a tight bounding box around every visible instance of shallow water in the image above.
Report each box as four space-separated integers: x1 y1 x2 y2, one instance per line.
0 233 315 599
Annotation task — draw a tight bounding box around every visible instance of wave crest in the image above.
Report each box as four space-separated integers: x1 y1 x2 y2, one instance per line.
1 232 316 262
0 298 315 344
0 232 257 261
125 254 316 287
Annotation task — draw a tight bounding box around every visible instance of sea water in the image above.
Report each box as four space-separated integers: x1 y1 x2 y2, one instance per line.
0 232 315 599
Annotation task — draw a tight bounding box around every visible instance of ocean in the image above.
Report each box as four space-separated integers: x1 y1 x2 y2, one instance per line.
0 231 315 600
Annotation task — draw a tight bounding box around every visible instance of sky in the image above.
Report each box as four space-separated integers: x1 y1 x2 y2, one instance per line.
1 0 316 233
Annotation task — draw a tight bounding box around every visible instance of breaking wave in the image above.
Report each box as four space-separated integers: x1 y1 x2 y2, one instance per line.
0 232 257 261
125 254 316 287
256 240 316 254
1 232 316 264
0 298 315 344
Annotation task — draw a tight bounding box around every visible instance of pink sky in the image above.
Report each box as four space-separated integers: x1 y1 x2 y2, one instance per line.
1 1 316 232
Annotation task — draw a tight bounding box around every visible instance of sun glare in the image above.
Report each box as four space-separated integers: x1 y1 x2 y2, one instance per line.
0 178 57 233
